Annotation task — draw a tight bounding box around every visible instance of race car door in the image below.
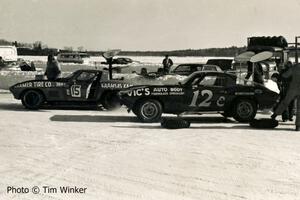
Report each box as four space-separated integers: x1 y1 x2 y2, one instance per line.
188 73 230 111
67 71 98 101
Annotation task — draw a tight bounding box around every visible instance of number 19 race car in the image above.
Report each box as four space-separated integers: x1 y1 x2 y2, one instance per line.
119 71 279 122
9 69 131 110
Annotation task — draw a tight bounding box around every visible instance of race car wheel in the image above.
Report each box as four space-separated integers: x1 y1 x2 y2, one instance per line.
161 118 190 129
101 92 121 110
233 99 257 122
21 90 44 110
137 99 162 123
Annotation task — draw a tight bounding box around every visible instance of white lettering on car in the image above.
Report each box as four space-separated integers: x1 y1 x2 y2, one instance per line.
128 88 151 97
189 89 213 107
217 96 226 107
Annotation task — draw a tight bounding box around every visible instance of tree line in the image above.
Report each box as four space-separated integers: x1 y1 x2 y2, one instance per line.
0 38 247 57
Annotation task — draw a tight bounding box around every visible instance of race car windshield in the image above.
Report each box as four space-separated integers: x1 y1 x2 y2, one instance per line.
181 73 202 85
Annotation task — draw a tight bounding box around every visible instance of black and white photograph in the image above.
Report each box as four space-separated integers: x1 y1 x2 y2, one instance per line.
1 0 300 199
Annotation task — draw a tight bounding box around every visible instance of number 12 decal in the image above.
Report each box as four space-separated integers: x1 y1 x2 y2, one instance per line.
189 89 213 107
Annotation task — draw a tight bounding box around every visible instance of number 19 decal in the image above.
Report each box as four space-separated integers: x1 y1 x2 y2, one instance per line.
189 89 213 107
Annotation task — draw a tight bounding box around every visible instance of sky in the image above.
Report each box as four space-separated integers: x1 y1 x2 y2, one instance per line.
0 0 300 51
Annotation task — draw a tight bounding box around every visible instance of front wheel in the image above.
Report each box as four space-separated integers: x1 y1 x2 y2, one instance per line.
21 90 44 109
136 99 162 123
232 99 257 122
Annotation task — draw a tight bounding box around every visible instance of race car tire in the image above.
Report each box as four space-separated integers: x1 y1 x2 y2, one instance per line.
249 118 278 129
21 90 44 110
161 118 190 129
232 99 257 122
136 99 162 123
101 92 121 110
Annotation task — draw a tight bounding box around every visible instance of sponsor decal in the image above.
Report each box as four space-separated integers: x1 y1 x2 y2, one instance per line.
101 83 132 89
15 82 65 88
128 88 150 97
235 92 255 95
127 87 185 97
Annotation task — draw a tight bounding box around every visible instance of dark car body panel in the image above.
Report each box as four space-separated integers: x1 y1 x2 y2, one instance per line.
10 69 132 104
120 71 279 114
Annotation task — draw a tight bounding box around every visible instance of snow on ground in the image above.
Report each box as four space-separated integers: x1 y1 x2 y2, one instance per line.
0 93 300 200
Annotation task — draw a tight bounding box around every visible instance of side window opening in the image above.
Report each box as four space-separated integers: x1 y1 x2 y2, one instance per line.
76 72 96 81
199 75 226 87
174 65 191 72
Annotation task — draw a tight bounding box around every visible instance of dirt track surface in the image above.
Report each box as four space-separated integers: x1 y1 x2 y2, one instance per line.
1 93 300 200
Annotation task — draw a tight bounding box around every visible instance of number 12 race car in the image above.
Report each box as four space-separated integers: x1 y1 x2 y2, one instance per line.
9 69 131 110
119 71 279 122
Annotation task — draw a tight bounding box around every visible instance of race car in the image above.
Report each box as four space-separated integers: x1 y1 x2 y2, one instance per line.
119 71 279 123
9 69 132 110
171 63 222 76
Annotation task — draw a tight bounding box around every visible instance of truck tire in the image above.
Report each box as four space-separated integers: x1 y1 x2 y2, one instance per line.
21 90 44 110
161 118 190 129
101 92 121 110
136 99 162 123
232 99 257 122
250 118 278 129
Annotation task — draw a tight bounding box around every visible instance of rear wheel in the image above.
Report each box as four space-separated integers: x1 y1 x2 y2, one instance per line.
101 92 121 110
21 90 44 109
136 99 162 122
233 99 257 122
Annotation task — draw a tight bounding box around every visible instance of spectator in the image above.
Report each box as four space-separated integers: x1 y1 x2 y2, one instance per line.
45 54 61 81
0 56 5 69
140 68 148 76
272 63 300 124
245 61 264 84
280 61 294 121
162 55 173 74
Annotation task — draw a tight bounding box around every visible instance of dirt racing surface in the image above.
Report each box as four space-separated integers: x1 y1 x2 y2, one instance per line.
1 93 300 200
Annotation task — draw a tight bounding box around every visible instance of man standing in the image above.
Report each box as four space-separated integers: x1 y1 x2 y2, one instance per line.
245 61 264 84
162 55 173 74
0 56 6 69
280 61 294 121
45 54 61 81
272 63 300 123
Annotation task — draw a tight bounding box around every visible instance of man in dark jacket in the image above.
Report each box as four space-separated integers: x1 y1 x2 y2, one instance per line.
45 54 61 81
162 55 173 74
272 63 300 120
280 61 294 121
0 56 6 69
